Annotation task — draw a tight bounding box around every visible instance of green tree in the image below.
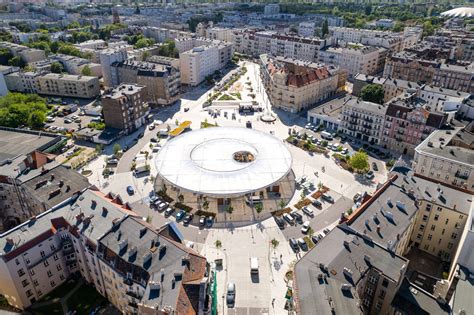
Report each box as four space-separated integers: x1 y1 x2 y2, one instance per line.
203 199 209 211
50 62 64 74
271 238 279 252
0 48 13 65
81 65 92 76
113 143 122 155
393 22 404 32
28 110 46 129
67 21 81 29
8 56 25 68
365 4 372 15
135 38 153 49
255 203 263 213
141 50 150 61
322 19 329 38
178 194 184 204
350 150 369 172
215 240 222 249
360 84 384 104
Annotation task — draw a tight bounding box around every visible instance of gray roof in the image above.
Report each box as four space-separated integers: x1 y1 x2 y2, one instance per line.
294 227 407 315
452 266 474 315
0 128 60 164
345 98 387 116
307 95 351 118
392 279 451 315
0 189 129 256
415 127 474 167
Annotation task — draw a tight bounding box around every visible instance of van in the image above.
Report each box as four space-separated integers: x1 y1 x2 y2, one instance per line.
321 131 333 141
250 257 259 274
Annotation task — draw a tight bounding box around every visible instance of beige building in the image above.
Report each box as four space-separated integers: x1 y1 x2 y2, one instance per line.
180 41 233 86
318 44 387 77
36 73 100 98
0 189 210 313
0 42 46 63
4 71 41 94
206 27 234 42
259 54 343 113
413 125 474 192
102 84 149 134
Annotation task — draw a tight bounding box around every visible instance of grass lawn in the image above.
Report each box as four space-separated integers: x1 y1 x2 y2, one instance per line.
42 279 78 302
66 283 107 315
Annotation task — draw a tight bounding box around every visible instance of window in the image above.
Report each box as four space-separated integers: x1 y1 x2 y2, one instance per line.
25 258 30 264
422 215 428 222
369 275 378 284
366 287 374 296
50 244 56 251
53 254 58 261
50 281 56 287
459 215 464 220
18 268 25 277
33 280 38 286
419 225 425 231
425 204 432 211
442 229 445 235
451 233 458 239
375 301 383 310
379 290 386 299
445 219 449 225
22 279 29 287
437 207 442 212
448 242 453 249
434 214 439 221
38 290 42 297
43 260 49 267
26 290 33 298
428 234 432 241
363 298 371 307
30 269 35 276
382 279 389 288
431 225 435 231
424 244 429 250
56 264 62 271
60 274 65 281
15 258 20 265
40 251 45 258
417 233 422 239
47 270 52 278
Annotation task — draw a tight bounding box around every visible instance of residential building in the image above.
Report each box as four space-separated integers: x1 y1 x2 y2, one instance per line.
352 74 421 103
433 63 474 93
0 128 89 232
298 22 315 38
339 98 386 144
376 19 394 29
51 54 102 77
264 4 280 16
73 39 106 50
206 27 234 43
233 30 328 62
36 73 100 99
142 26 193 43
4 71 41 94
111 60 180 106
259 54 343 113
413 125 474 191
99 47 128 88
0 65 18 96
0 188 210 313
11 32 46 44
381 99 447 156
180 41 233 86
102 84 149 134
147 55 180 69
0 42 46 63
318 45 387 77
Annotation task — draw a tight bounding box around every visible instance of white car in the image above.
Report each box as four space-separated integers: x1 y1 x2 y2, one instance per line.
305 123 313 129
302 206 314 217
301 221 311 234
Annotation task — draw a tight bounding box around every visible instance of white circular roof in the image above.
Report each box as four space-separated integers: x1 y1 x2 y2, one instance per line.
155 127 292 197
441 7 474 18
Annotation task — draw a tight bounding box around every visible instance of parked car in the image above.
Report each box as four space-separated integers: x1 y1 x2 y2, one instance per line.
157 202 168 211
341 148 348 155
123 145 129 152
289 238 299 252
107 158 119 165
274 216 285 229
366 170 375 179
311 235 319 244
302 206 314 217
150 137 158 143
206 216 214 227
250 257 259 274
199 216 206 226
305 123 313 129
323 228 330 235
312 200 322 208
176 210 186 221
321 194 334 203
226 282 236 307
126 186 134 195
283 213 294 225
353 192 363 202
301 221 311 234
297 238 307 250
183 213 194 224
372 162 378 171
148 124 155 130
164 207 174 217
149 195 160 204
290 211 303 224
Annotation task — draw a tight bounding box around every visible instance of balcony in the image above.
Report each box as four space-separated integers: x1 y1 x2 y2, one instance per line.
364 117 373 123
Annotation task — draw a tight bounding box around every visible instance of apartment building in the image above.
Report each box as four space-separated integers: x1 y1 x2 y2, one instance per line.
102 84 149 134
381 99 447 155
11 32 46 44
206 27 234 43
298 22 315 38
51 54 102 77
384 53 474 93
111 60 180 106
413 125 474 191
180 41 233 86
36 73 100 98
233 30 328 62
0 128 90 232
352 74 421 103
0 42 46 63
99 47 129 88
0 189 210 313
4 71 40 94
73 39 106 50
0 66 18 96
142 26 193 43
339 98 386 144
318 45 386 77
259 54 342 113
